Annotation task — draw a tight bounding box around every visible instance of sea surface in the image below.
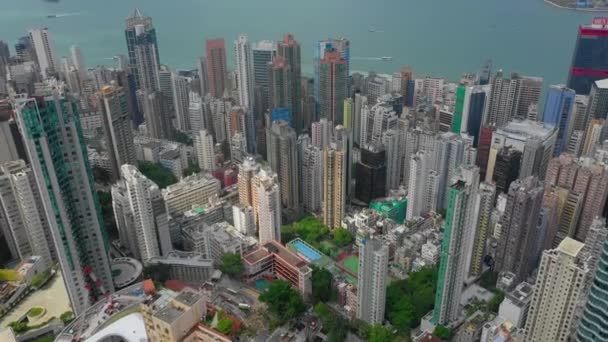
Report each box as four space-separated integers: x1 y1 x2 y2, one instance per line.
0 0 596 88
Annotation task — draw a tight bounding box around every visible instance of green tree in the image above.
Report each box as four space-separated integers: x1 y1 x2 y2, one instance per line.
137 161 178 189
259 280 305 322
219 253 244 278
386 267 437 333
60 310 74 324
368 324 394 342
487 291 505 313
182 164 201 177
143 264 171 282
174 131 193 146
9 321 28 333
433 325 454 340
332 228 353 247
216 317 233 335
311 266 334 303
92 166 112 184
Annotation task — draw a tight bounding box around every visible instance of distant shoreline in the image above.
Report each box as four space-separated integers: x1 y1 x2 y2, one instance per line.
543 0 608 12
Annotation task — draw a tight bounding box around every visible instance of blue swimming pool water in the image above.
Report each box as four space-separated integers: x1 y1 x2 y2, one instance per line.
293 240 322 261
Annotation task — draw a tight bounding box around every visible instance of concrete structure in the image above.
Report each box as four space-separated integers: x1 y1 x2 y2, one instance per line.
113 165 172 260
318 49 348 126
28 28 58 78
268 56 292 113
267 120 299 210
195 129 217 171
542 85 575 156
237 157 260 208
100 85 137 180
524 238 590 342
486 119 557 182
485 71 542 127
206 39 227 98
162 172 221 217
357 236 389 324
15 91 114 315
147 251 214 284
125 9 159 90
433 166 479 325
141 288 206 342
252 40 276 118
254 169 282 244
494 177 544 283
0 160 53 266
382 129 402 192
323 145 346 229
232 204 255 237
171 72 191 131
277 34 302 133
498 282 534 328
311 118 332 149
469 182 496 277
301 143 323 214
243 240 312 300
235 35 254 111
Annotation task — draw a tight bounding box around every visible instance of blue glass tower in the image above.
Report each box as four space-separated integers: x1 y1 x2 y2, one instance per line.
542 85 575 156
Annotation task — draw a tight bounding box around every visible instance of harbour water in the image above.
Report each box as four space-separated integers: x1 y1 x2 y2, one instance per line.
0 0 595 87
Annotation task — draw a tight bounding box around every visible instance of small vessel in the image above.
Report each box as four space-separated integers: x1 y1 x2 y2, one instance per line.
381 56 393 61
369 28 376 32
47 14 58 18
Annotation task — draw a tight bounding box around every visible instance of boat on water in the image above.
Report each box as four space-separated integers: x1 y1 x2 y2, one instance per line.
369 28 376 32
47 14 58 18
381 56 393 61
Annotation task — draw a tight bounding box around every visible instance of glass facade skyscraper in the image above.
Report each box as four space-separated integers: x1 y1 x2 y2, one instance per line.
125 8 159 90
567 19 608 95
542 85 575 156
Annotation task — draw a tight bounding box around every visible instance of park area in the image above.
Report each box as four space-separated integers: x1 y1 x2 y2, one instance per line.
281 216 353 258
0 272 71 330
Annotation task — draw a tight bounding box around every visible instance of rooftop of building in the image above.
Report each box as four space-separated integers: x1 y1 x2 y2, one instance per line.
595 78 608 89
496 119 556 140
506 282 533 306
558 237 585 258
175 290 203 307
148 250 214 267
155 304 185 323
244 241 309 269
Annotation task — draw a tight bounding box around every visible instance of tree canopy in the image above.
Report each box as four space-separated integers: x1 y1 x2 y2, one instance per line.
259 280 305 322
386 267 437 333
182 164 201 177
433 325 454 340
332 228 354 247
137 161 178 189
311 266 334 303
219 253 244 278
367 324 395 342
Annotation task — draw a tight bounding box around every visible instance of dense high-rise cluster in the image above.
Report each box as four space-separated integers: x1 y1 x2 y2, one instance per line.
2 9 608 342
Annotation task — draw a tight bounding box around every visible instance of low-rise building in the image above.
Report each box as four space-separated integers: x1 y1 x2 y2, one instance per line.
243 241 312 300
141 288 206 342
147 251 214 284
498 282 533 328
162 173 221 217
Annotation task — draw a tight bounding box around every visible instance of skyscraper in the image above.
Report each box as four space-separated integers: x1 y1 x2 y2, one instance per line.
16 91 114 314
311 118 332 150
492 146 522 195
576 227 608 341
69 45 86 76
195 129 216 171
133 24 160 91
301 143 323 214
584 79 608 122
206 39 227 98
406 151 431 221
238 157 260 208
113 165 172 261
0 160 54 266
323 145 346 229
252 40 276 118
485 71 542 127
315 38 350 110
433 166 480 325
141 90 172 139
382 129 402 192
567 18 608 94
277 34 302 133
355 144 386 204
525 238 590 341
100 85 137 181
171 72 190 131
357 236 388 325
268 56 292 112
319 49 348 126
125 9 159 90
235 35 255 110
469 182 496 277
542 85 575 156
254 169 281 244
197 56 208 96
267 120 299 210
494 177 544 282
28 28 58 79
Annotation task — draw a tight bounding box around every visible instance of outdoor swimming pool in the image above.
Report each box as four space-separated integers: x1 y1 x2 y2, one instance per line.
292 239 322 261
